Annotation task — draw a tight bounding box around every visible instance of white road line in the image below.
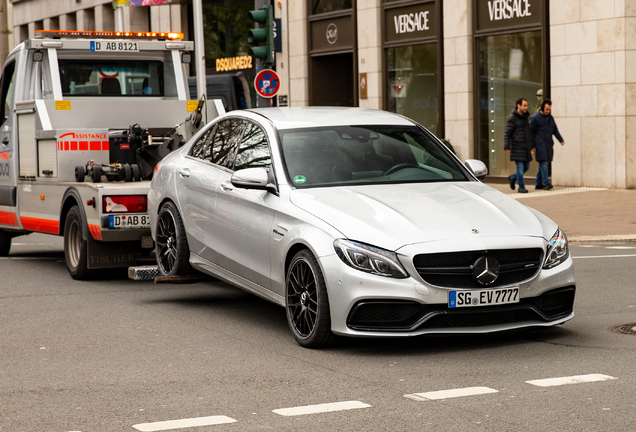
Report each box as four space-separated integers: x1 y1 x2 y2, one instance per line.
526 374 617 387
572 254 636 259
0 257 60 260
606 246 636 250
273 401 371 416
404 387 499 401
132 416 237 431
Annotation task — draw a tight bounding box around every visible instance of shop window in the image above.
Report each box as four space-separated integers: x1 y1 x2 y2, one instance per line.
477 31 542 177
386 43 438 136
311 0 352 15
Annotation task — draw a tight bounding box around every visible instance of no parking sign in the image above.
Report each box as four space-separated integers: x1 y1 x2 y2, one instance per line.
254 69 280 99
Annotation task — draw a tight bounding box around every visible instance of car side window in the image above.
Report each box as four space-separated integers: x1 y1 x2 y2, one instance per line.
189 127 214 160
0 61 16 125
211 118 246 168
234 122 271 172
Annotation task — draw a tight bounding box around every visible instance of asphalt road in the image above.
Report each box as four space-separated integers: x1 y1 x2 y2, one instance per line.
1 234 635 431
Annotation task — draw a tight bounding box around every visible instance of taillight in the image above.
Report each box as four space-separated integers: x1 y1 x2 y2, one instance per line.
102 195 147 213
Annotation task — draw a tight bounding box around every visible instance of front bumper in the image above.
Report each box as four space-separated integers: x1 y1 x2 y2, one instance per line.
320 251 576 338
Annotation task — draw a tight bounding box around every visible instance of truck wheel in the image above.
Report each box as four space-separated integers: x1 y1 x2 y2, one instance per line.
92 165 102 183
64 206 93 280
0 231 11 256
123 164 132 182
131 164 141 182
75 165 86 182
155 201 191 276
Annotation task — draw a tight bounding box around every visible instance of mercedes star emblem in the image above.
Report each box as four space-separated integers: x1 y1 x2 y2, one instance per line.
472 255 500 286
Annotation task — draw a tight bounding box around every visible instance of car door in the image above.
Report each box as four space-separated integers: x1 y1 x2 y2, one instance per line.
175 119 241 264
0 58 17 225
213 120 277 290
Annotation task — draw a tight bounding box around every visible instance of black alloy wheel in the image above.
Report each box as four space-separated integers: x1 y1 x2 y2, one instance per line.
286 250 335 348
155 201 191 276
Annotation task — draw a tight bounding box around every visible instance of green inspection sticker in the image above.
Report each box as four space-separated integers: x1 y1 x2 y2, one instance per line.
293 175 306 184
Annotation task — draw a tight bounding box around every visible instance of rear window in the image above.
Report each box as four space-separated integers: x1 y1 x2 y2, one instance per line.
59 60 164 97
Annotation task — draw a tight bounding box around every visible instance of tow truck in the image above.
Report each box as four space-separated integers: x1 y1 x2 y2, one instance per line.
0 30 221 279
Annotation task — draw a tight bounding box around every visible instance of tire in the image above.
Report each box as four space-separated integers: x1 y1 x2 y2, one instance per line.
0 230 11 256
91 165 102 183
285 250 335 348
64 206 93 280
131 164 141 182
75 165 86 182
155 201 191 276
123 164 132 182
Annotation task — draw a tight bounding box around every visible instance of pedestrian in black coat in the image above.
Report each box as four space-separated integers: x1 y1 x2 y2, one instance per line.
504 98 533 193
530 100 565 190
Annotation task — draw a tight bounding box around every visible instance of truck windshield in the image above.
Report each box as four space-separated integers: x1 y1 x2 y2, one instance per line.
58 60 164 96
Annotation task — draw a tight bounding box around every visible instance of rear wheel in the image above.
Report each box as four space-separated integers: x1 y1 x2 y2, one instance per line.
123 164 132 182
75 165 86 182
131 164 141 182
155 201 191 275
64 206 93 280
0 231 12 256
286 250 335 348
91 165 102 183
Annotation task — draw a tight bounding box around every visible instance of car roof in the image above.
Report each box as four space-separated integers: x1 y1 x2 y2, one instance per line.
246 107 416 130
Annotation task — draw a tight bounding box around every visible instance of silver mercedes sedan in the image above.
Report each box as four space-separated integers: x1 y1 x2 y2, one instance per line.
148 107 575 348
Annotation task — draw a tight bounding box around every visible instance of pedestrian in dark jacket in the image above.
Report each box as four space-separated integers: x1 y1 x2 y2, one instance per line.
530 100 564 190
504 98 533 193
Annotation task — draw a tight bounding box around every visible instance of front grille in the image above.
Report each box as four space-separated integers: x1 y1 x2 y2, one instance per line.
346 286 575 332
413 248 544 289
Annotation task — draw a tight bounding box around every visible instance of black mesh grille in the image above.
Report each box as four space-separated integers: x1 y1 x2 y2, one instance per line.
413 248 543 288
346 286 575 332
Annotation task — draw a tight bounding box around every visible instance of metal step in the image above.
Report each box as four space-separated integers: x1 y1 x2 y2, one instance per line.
128 265 160 281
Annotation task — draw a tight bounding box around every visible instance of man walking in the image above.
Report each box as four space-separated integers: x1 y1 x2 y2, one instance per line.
504 98 533 193
530 100 565 190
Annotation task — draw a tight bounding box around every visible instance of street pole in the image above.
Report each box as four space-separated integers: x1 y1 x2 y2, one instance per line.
192 0 206 100
114 6 124 32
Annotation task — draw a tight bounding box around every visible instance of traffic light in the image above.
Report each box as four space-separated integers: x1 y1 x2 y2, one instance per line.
247 5 274 67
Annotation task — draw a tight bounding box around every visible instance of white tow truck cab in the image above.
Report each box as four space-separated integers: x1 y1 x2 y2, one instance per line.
0 30 220 279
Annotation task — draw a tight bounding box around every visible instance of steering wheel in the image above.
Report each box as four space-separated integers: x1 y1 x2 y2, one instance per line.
383 163 419 176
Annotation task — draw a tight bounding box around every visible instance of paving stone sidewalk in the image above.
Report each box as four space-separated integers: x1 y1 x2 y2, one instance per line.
484 183 636 242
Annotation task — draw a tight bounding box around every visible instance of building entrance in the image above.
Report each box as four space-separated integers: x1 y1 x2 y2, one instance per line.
310 53 354 106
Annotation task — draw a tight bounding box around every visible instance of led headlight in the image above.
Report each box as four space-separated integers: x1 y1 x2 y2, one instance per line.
543 228 569 269
334 239 408 279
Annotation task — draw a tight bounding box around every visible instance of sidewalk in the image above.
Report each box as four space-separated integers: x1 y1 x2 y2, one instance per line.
483 182 636 242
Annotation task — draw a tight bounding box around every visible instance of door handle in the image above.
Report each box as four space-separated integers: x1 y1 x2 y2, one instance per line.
178 168 190 178
220 181 234 191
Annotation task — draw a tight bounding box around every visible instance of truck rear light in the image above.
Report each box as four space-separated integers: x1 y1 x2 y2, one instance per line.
103 195 147 213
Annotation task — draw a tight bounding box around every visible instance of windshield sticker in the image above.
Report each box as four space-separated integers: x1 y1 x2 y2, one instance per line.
293 175 306 184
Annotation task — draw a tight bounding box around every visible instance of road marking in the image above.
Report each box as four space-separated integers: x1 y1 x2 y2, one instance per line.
572 254 636 259
526 374 617 387
0 257 60 260
132 416 237 431
606 246 636 249
273 401 371 416
404 387 499 401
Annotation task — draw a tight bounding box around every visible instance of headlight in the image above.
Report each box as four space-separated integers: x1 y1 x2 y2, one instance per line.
334 239 408 279
543 228 569 269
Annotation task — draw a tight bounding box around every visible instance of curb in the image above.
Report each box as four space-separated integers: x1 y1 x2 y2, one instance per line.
569 235 636 243
507 187 607 199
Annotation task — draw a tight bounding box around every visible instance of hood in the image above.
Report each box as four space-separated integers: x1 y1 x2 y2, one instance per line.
289 182 546 251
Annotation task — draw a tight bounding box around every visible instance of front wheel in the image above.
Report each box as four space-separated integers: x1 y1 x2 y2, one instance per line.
64 206 93 280
0 231 12 256
155 201 191 276
285 250 335 348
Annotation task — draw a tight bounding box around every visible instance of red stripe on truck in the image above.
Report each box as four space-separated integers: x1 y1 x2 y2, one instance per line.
20 217 59 234
0 211 19 226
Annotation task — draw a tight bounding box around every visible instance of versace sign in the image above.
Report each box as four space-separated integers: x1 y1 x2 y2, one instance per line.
385 2 436 44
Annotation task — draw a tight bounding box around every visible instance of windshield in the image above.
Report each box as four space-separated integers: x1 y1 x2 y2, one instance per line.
279 126 469 187
59 60 164 96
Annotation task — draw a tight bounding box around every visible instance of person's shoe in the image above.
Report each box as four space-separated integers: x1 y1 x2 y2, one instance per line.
544 184 554 190
535 184 545 190
508 175 516 190
518 188 528 193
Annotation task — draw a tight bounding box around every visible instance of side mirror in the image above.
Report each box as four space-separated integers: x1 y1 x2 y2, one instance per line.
231 167 269 190
465 159 488 180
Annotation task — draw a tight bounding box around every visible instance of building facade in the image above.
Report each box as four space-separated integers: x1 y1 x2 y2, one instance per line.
4 0 635 188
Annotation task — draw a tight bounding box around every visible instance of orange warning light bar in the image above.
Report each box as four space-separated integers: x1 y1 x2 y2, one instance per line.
35 30 184 40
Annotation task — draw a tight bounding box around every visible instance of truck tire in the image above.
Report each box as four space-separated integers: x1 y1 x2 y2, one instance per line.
64 206 93 280
131 164 141 182
75 165 86 182
123 164 132 182
92 165 102 183
155 201 191 276
0 231 11 256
